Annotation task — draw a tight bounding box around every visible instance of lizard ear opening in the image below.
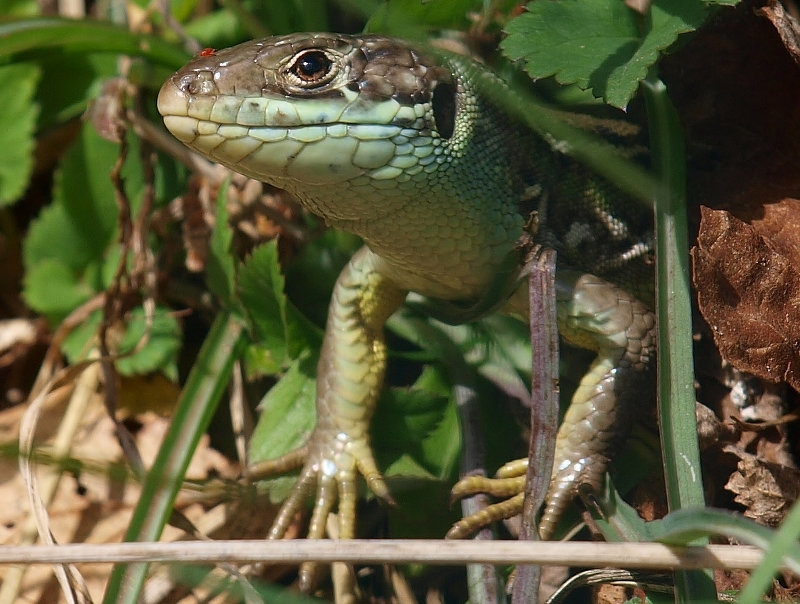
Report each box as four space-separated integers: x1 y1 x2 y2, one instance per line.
432 81 456 139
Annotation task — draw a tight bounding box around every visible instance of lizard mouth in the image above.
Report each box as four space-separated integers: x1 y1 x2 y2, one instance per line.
158 74 444 186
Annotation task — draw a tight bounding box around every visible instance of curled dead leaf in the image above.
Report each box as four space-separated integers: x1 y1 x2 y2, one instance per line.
723 445 800 526
691 206 800 391
757 0 800 69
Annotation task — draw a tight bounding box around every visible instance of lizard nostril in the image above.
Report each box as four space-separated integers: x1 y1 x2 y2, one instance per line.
180 71 216 96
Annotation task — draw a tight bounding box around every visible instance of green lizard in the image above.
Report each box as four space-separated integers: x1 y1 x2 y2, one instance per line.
158 32 656 586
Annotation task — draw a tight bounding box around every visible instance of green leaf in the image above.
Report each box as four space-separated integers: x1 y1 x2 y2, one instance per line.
24 123 153 275
285 302 324 361
612 0 711 106
0 0 40 17
23 259 94 323
383 456 458 539
170 564 325 604
25 124 124 273
151 148 189 209
35 52 117 129
206 177 236 306
382 453 437 481
502 0 714 108
366 0 480 35
438 315 531 402
244 0 328 35
182 9 247 49
243 308 321 378
372 376 460 482
248 356 317 502
167 0 200 23
387 311 523 472
243 229 330 377
24 201 102 276
59 306 181 379
61 310 101 363
116 307 181 379
502 0 639 96
591 475 663 542
284 228 361 326
22 124 174 328
238 240 289 367
373 366 462 539
242 342 283 377
0 62 39 205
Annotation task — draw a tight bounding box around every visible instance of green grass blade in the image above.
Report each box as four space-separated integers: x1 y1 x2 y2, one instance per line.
738 499 800 602
658 507 800 570
658 505 800 598
642 75 716 602
0 17 191 68
103 312 248 604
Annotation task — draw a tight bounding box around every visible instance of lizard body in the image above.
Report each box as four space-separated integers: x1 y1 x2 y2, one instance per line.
158 32 656 583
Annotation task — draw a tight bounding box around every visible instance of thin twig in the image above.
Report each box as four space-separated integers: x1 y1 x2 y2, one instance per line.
0 541 768 570
513 246 559 604
454 380 503 604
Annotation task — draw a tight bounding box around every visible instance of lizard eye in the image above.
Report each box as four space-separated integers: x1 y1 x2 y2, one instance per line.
287 49 338 87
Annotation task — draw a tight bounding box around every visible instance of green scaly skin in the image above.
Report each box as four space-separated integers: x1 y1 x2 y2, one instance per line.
158 32 656 586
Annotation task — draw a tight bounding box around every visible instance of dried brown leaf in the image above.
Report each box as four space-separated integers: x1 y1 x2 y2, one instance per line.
723 445 800 526
757 0 800 68
0 395 242 602
594 583 627 604
744 198 800 263
691 206 800 390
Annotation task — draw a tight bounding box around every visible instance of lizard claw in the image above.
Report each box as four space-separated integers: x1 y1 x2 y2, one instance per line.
248 427 394 591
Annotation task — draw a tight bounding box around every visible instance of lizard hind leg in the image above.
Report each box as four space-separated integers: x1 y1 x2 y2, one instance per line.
446 271 655 541
539 270 656 539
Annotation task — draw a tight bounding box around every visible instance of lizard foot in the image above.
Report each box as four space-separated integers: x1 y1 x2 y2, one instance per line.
446 459 526 539
446 447 613 541
247 429 393 591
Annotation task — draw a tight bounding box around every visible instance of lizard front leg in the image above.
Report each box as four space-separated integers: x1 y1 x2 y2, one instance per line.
253 246 407 588
449 271 656 540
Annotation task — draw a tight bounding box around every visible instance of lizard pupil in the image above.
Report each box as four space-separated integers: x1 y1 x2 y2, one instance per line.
293 50 331 82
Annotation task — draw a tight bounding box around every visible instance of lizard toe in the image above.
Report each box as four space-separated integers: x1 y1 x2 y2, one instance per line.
446 492 525 539
268 463 316 540
451 473 526 502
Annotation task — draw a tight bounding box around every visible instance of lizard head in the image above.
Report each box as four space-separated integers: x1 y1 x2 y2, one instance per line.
158 33 465 222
